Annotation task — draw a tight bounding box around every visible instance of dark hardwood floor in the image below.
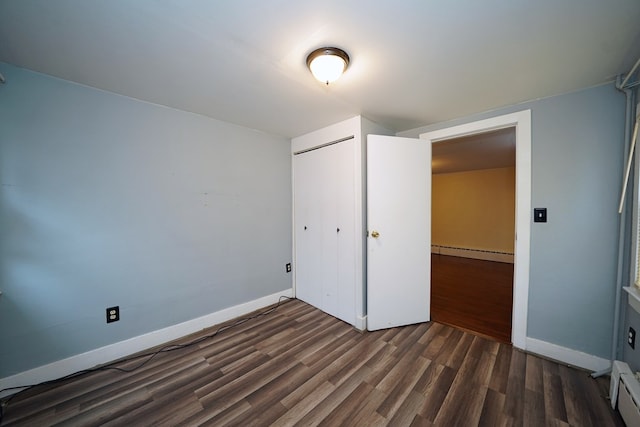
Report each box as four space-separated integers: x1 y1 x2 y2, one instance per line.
432 254 514 343
1 299 622 426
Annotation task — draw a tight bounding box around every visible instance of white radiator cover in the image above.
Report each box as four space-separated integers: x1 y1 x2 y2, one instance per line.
610 361 640 426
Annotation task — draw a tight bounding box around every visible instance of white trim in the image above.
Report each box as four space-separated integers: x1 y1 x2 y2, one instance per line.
526 337 610 372
632 104 640 290
352 124 365 329
0 289 293 398
420 110 531 350
291 146 297 300
291 116 361 153
355 315 367 330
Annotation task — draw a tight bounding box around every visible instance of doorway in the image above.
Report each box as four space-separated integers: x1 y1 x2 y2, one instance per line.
430 128 516 342
420 110 531 349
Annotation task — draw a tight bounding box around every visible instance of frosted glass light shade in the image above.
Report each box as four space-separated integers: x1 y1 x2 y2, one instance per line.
306 47 350 85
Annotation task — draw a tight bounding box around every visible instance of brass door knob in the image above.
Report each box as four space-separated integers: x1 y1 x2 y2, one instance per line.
371 230 380 238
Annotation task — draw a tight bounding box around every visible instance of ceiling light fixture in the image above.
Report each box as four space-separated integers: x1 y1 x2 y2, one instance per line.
306 47 350 85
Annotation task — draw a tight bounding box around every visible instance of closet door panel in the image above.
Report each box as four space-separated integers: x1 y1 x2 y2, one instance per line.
293 150 323 309
335 140 356 324
319 143 339 318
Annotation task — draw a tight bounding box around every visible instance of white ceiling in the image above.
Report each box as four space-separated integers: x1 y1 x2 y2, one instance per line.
1 1 639 138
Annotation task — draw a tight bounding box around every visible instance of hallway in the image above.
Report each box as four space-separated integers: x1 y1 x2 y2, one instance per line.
431 254 514 343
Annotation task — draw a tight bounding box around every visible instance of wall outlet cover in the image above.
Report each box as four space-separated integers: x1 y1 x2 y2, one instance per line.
106 306 120 323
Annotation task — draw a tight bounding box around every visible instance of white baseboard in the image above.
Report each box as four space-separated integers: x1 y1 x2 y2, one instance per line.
355 315 367 331
525 337 610 372
0 288 293 398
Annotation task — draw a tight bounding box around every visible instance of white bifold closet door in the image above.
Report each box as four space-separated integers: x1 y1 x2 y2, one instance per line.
293 139 356 325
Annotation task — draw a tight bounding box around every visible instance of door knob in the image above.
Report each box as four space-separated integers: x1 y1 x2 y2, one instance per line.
371 230 380 238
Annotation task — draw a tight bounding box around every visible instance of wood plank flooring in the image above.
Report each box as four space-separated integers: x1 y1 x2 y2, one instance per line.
432 254 514 343
1 299 623 426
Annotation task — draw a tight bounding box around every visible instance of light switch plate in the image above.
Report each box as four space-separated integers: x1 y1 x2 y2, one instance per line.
534 208 547 223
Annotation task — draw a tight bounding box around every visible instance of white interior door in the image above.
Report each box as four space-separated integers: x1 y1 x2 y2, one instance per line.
367 135 431 330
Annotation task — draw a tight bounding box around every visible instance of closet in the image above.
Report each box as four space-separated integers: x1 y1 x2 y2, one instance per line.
292 116 391 329
293 138 356 324
292 116 430 330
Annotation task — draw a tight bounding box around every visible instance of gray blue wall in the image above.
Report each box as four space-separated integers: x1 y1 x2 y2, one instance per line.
399 83 626 359
0 63 292 377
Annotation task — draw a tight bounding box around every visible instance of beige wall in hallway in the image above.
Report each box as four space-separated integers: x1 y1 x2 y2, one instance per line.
432 166 515 253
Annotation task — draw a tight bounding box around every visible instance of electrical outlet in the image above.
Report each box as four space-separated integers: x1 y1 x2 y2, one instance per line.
286 263 292 273
629 327 635 349
106 306 120 323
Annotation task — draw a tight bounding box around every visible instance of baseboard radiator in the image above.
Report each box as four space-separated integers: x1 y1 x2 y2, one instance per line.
610 361 640 426
431 245 514 264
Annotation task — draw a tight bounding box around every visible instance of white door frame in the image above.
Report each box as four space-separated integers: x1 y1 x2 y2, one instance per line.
420 110 531 350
